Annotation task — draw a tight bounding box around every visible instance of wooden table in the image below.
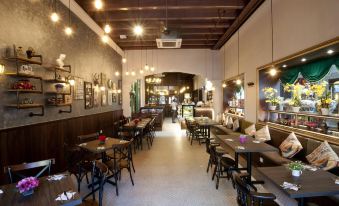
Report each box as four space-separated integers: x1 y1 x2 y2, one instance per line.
123 118 152 150
193 117 219 140
216 134 278 185
0 175 81 206
78 137 127 154
257 166 339 206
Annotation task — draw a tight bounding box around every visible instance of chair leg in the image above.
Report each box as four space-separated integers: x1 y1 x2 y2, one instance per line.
115 171 119 196
212 164 217 180
128 167 134 186
86 173 89 184
207 157 211 173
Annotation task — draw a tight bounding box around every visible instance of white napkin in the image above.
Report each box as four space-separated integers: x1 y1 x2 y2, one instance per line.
335 178 339 185
281 182 300 191
47 174 66 181
252 140 260 143
55 191 76 201
79 143 87 146
0 189 3 194
97 146 105 150
237 146 245 150
303 165 317 171
225 138 234 141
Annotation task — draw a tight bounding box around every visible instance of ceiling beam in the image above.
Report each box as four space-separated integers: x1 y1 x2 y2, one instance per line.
95 16 236 22
104 23 230 30
123 45 214 50
116 39 220 42
213 0 264 49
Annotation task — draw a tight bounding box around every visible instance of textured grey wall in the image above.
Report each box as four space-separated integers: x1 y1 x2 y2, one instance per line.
0 0 122 129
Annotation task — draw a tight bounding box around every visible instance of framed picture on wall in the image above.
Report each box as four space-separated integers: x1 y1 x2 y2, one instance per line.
93 86 100 107
118 80 122 105
112 94 117 103
101 90 107 106
84 81 93 109
73 76 84 100
108 90 113 105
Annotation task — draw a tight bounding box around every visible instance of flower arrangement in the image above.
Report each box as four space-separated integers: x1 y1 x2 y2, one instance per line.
262 87 281 106
16 177 39 194
318 92 334 109
288 161 304 171
284 83 303 107
310 81 327 97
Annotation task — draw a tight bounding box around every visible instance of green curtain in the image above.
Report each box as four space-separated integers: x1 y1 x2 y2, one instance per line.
280 55 339 84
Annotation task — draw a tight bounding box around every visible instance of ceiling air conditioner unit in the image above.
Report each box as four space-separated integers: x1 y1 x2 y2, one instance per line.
156 30 182 48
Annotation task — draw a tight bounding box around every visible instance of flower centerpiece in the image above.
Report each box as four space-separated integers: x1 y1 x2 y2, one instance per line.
284 83 303 112
16 177 39 196
262 87 281 110
288 161 304 177
98 134 106 145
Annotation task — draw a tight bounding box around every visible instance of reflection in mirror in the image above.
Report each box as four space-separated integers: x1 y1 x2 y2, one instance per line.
258 38 339 140
223 74 245 118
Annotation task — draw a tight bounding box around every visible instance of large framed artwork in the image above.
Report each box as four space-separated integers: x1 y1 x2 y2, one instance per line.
108 90 113 106
74 76 84 100
84 81 93 109
93 86 100 107
101 90 107 106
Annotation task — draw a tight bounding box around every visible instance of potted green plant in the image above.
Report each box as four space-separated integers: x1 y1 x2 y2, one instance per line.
288 161 304 177
262 87 281 110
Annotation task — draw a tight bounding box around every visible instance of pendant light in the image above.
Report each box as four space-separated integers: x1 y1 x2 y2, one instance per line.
94 0 103 10
133 0 143 36
222 46 227 88
144 49 149 71
269 0 278 77
139 47 144 74
150 50 155 72
64 0 73 36
50 0 59 22
125 52 130 76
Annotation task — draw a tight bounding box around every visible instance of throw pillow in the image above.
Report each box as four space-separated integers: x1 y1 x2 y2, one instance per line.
244 124 256 136
233 118 239 131
226 116 233 129
306 141 339 171
254 125 271 142
279 132 303 158
223 114 228 126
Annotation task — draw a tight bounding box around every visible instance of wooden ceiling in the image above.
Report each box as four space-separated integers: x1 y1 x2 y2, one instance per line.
75 0 263 50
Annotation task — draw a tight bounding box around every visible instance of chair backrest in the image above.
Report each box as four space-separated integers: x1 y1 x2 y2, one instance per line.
112 140 132 169
77 132 99 144
4 159 55 183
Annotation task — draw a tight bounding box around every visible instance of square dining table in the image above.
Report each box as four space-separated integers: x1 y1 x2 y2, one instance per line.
257 166 339 206
216 134 278 186
0 174 81 206
193 117 220 140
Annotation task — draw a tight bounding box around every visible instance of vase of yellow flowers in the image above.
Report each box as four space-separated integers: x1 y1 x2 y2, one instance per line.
319 92 333 115
284 83 303 113
310 81 333 115
262 87 281 110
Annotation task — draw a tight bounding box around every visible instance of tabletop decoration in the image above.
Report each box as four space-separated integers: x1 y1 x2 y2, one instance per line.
16 176 39 196
55 191 76 201
97 146 105 150
225 138 234 142
252 140 260 143
98 134 106 145
239 135 247 144
236 146 245 150
47 174 66 181
288 161 304 177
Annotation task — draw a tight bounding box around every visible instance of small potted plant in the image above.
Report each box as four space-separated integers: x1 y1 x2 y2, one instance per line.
16 176 39 196
288 161 304 177
318 92 333 115
289 96 302 113
284 83 303 113
262 87 281 110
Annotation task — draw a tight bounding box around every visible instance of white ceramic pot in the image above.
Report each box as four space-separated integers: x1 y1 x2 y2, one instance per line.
291 107 300 113
279 104 284 111
320 108 329 115
268 105 277 111
292 170 302 177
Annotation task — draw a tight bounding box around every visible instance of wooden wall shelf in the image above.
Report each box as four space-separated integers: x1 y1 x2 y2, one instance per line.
4 56 42 65
5 73 42 79
45 92 71 95
7 89 42 93
44 65 71 73
44 79 69 84
6 104 43 109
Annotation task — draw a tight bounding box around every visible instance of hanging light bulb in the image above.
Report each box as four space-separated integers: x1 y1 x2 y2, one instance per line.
125 71 130 76
100 86 105 91
133 25 143 36
131 71 136 76
101 35 109 43
269 67 278 76
140 69 144 74
236 79 242 85
50 12 59 22
122 58 127 63
104 24 112 34
94 0 103 10
150 66 155 72
222 83 227 88
64 26 73 36
115 71 120 76
144 64 149 71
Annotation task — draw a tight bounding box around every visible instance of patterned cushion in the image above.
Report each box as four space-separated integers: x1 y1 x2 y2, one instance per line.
279 132 303 158
223 114 228 126
244 124 256 136
306 141 339 171
226 116 233 129
254 125 271 142
233 119 239 131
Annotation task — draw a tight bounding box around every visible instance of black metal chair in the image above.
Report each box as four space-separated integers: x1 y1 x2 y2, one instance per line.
82 160 109 206
4 159 54 183
233 173 278 206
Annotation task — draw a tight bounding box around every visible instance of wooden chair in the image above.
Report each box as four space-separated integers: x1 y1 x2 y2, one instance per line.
82 161 109 206
233 173 278 206
4 159 55 183
104 140 134 196
78 132 99 144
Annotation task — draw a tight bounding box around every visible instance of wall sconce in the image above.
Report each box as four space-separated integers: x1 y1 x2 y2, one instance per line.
0 64 5 74
117 89 121 94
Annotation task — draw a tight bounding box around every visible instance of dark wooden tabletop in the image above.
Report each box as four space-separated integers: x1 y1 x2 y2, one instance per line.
123 118 151 129
216 134 278 153
257 166 339 198
193 117 219 126
78 137 129 154
0 174 81 206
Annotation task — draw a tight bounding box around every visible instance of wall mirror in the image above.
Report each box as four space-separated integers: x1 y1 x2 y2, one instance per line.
223 74 245 118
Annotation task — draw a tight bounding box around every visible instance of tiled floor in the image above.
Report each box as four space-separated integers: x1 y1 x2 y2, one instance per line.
76 118 296 206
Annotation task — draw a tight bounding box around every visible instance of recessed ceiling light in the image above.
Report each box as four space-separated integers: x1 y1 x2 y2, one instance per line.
94 0 103 10
282 64 287 68
104 24 112 34
133 25 143 36
327 49 334 54
301 58 307 62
